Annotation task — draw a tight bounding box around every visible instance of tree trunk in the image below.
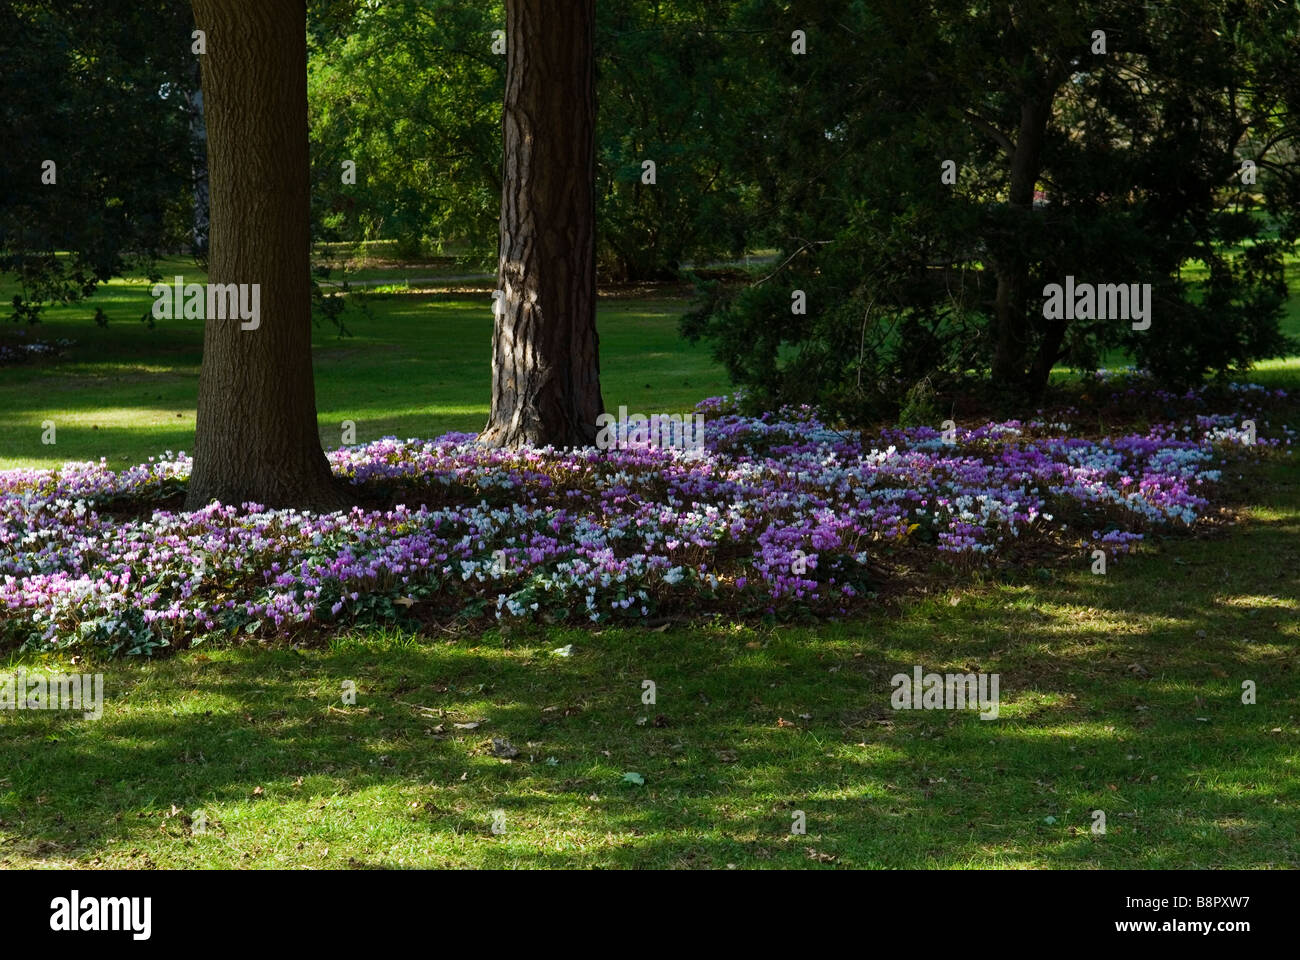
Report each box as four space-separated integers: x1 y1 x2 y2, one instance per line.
1026 319 1066 398
990 96 1050 392
480 0 604 448
185 0 346 511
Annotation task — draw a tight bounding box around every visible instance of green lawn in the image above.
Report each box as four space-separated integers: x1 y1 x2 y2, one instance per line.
2 455 1296 868
2 260 1298 868
0 258 725 470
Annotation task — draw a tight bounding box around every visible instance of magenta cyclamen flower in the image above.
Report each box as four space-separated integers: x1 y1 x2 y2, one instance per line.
0 376 1289 653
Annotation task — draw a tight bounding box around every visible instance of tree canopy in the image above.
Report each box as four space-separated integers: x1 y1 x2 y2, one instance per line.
4 0 1298 414
0 0 198 323
683 0 1300 414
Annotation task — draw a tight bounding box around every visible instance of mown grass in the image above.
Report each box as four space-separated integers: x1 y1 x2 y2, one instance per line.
2 453 1297 869
0 257 726 470
1 259 1298 868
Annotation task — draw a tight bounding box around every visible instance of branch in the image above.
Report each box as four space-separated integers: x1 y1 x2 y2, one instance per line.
963 110 1015 158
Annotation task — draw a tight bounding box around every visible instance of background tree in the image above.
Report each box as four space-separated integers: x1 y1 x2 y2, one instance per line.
479 0 604 448
685 0 1300 419
308 0 504 260
305 0 757 280
0 0 197 323
186 0 344 510
595 0 758 281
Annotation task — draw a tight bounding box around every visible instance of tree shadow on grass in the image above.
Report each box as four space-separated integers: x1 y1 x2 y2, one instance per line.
2 469 1296 868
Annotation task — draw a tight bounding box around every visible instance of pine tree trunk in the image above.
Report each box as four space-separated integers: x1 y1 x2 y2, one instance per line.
480 0 604 448
185 0 346 511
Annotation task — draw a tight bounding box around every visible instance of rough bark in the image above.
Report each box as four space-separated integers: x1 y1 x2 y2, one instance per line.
480 0 604 448
185 0 346 510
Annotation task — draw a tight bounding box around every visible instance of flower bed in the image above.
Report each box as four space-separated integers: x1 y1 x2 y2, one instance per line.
0 378 1291 655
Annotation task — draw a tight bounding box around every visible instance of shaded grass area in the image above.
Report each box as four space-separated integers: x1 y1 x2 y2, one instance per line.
2 257 1298 868
3 457 1296 869
0 258 727 470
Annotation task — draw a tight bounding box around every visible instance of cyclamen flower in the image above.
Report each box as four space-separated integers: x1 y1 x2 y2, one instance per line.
0 380 1287 649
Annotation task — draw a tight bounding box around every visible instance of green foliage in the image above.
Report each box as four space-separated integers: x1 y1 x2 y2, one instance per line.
5 0 1299 405
306 0 761 280
0 0 199 322
897 378 943 429
307 0 504 258
684 0 1300 418
595 1 761 280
